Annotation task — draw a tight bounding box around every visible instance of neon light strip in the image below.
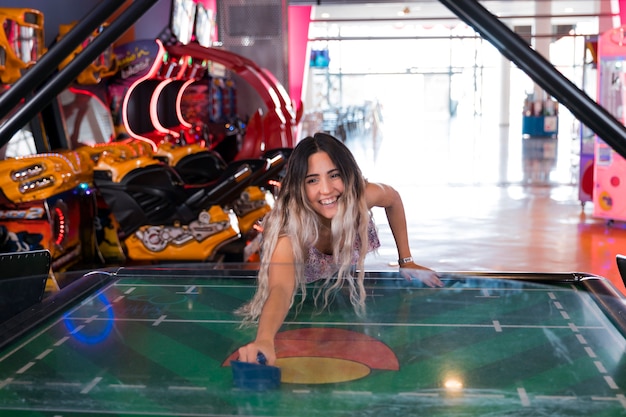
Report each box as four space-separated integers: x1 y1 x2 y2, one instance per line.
177 79 195 128
149 78 178 135
121 39 166 151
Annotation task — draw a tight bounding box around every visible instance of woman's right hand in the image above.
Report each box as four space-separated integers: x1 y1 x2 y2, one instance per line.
237 339 276 365
399 262 443 287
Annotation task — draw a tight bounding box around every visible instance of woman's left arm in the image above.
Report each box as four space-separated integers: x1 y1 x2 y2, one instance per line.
365 182 442 287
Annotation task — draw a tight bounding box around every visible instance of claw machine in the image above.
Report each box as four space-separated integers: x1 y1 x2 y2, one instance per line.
593 26 626 223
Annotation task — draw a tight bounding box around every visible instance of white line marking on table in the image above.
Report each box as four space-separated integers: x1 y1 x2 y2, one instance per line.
46 381 81 387
16 362 35 374
584 347 597 358
517 387 531 406
594 361 607 374
593 394 626 408
80 376 103 394
464 393 506 399
153 315 167 326
0 378 13 389
178 286 198 294
70 325 85 334
109 384 147 389
535 395 576 401
54 337 69 346
332 390 372 396
35 349 53 360
398 392 439 397
604 376 619 390
168 386 206 391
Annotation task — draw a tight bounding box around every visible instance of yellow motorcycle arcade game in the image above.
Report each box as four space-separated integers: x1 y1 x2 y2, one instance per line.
0 151 97 288
92 150 248 262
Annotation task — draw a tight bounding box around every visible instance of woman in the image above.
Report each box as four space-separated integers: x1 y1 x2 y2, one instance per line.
236 133 440 365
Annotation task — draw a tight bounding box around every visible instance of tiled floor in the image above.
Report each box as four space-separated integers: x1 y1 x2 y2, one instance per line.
347 105 626 295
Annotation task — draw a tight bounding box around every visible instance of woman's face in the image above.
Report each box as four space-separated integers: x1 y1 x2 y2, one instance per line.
304 151 345 220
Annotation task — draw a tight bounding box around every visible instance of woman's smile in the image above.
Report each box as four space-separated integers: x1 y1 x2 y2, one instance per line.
320 196 339 205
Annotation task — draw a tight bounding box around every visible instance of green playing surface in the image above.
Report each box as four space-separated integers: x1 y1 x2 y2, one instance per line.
0 269 625 416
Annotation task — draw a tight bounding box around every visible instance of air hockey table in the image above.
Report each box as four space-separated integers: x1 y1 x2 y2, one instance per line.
2 263 626 417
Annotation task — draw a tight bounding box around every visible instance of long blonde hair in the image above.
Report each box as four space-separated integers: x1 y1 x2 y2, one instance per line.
237 133 370 323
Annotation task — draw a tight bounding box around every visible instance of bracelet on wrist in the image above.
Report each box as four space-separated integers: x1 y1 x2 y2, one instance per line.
398 256 413 265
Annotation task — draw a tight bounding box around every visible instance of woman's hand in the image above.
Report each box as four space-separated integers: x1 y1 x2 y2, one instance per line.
399 262 443 287
237 339 276 365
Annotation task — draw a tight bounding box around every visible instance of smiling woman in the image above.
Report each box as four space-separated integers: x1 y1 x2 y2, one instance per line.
234 132 441 366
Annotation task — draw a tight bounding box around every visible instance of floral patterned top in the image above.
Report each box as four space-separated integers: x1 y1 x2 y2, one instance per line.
303 217 380 283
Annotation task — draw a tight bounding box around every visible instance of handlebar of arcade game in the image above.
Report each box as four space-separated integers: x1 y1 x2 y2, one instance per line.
0 0 161 150
438 0 626 160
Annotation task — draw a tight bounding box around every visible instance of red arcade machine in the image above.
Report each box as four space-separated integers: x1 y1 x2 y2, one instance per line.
169 42 298 160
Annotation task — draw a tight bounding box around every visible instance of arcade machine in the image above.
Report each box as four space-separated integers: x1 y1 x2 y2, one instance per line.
171 43 298 159
166 0 298 160
593 25 626 224
93 2 293 263
0 8 99 287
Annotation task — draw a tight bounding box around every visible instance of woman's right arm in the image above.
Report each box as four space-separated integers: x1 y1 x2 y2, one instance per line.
237 236 296 365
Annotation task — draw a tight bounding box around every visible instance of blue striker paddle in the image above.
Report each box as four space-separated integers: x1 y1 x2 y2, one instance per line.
231 352 281 390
